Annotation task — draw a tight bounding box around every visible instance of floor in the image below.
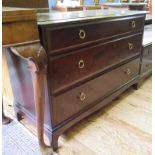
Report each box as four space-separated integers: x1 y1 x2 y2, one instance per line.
2 119 41 155
3 76 152 155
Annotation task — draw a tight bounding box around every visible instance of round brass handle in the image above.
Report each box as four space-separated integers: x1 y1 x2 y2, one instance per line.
79 92 86 102
78 59 85 69
125 68 131 75
79 29 86 39
128 43 134 50
131 21 136 28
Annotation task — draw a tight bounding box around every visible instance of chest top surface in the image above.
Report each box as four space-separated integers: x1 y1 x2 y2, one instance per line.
37 10 146 26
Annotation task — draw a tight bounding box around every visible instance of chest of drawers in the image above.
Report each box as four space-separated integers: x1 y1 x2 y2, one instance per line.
5 10 145 151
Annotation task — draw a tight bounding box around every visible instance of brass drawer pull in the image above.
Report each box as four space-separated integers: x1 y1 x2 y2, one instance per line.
124 68 131 75
79 29 86 39
128 43 134 50
79 92 86 102
131 20 136 28
78 59 85 69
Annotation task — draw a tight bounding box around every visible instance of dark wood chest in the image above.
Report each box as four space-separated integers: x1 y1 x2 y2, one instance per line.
5 10 145 150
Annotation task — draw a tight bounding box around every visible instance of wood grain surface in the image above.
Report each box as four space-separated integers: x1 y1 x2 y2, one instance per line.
2 0 49 8
3 76 152 155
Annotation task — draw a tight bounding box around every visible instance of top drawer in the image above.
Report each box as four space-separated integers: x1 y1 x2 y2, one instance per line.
45 15 145 52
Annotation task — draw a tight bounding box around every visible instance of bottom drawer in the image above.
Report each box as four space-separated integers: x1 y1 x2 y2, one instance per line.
52 58 140 126
141 45 152 74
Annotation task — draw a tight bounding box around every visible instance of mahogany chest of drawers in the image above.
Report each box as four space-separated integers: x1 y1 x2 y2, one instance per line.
5 10 146 150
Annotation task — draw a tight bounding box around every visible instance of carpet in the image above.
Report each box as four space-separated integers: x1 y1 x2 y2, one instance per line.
2 114 42 155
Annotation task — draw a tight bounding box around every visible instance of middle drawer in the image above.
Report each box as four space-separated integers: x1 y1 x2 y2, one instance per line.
49 34 142 94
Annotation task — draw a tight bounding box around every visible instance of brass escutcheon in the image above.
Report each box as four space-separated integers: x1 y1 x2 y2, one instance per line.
79 29 86 39
128 43 134 50
125 68 131 75
79 92 86 101
131 20 136 28
78 59 85 69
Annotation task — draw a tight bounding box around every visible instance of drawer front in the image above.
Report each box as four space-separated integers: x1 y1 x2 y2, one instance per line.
49 34 142 93
52 58 140 126
46 16 144 52
141 45 152 73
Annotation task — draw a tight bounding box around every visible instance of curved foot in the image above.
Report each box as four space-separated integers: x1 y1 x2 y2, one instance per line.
2 116 12 125
13 101 23 121
16 112 23 121
40 145 53 155
133 82 141 90
51 133 59 151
